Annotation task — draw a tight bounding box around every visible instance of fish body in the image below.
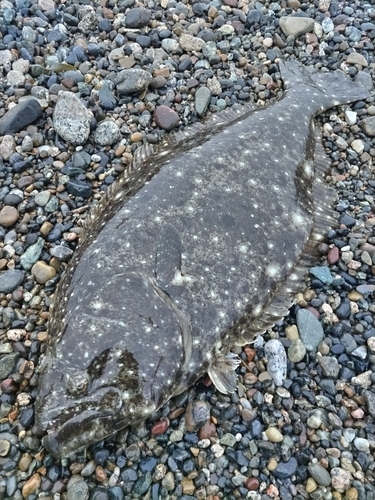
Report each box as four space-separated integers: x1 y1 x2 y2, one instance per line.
35 61 369 458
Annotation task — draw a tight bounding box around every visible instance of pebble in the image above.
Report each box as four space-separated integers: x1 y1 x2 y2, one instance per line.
0 206 19 228
31 261 57 284
53 92 93 145
308 463 331 486
264 339 287 386
154 105 180 131
279 16 315 37
296 309 324 350
94 121 122 146
0 98 43 135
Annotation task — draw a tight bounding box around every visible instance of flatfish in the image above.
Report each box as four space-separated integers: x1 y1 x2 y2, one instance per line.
35 60 369 458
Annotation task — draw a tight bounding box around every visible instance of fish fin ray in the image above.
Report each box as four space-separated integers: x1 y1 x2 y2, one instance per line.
208 352 241 394
242 128 337 340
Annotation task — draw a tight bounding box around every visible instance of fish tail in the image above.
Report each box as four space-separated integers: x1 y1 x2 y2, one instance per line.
279 59 370 109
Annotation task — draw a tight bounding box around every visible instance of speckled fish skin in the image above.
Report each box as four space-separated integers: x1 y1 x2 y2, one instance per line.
35 61 369 458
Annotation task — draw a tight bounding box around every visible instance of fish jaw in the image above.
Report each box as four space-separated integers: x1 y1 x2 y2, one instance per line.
42 407 128 459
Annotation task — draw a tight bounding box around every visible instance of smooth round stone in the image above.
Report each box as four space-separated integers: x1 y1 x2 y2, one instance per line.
34 190 51 206
0 270 25 293
31 261 56 284
265 427 283 443
288 339 306 362
0 206 19 227
353 437 370 452
94 121 121 146
154 105 180 131
308 463 331 486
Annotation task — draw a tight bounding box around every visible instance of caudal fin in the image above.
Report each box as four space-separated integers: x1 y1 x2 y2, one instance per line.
279 59 370 109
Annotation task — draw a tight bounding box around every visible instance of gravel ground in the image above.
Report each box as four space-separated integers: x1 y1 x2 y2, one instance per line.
1 0 375 499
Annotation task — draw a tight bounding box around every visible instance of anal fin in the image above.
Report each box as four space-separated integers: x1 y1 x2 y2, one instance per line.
207 352 241 394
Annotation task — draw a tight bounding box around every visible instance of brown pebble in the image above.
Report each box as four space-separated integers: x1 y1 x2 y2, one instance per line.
245 477 260 490
115 144 126 157
198 420 217 439
18 452 32 472
40 221 54 236
131 132 143 143
306 306 320 319
31 261 57 284
328 246 340 264
154 105 180 131
305 33 318 44
0 206 19 228
244 346 256 362
151 419 169 435
95 466 107 482
0 378 18 393
17 176 34 189
154 68 170 78
168 407 185 419
22 473 41 498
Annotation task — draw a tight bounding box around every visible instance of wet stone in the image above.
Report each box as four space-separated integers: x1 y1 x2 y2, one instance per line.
66 179 93 199
0 98 43 135
308 463 331 486
67 480 89 500
310 266 333 284
154 105 180 131
0 270 25 293
115 68 153 95
125 8 151 28
318 356 340 377
53 92 93 145
94 121 122 146
296 309 324 350
0 353 19 379
0 206 19 228
273 457 298 479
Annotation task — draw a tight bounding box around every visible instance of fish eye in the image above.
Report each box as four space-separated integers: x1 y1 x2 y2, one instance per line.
67 371 90 396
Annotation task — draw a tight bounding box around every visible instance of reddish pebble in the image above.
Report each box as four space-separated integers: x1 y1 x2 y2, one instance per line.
232 20 245 35
245 477 260 490
154 105 180 131
267 484 279 497
327 246 340 264
0 378 18 393
151 419 169 435
351 408 364 419
244 346 256 362
198 420 217 439
306 306 320 319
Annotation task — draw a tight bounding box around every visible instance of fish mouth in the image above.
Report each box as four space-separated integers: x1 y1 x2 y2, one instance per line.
41 407 128 459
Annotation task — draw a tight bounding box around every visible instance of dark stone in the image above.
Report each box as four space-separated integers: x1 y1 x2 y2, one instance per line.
0 270 25 293
125 8 151 28
0 99 43 135
273 457 298 479
66 179 93 199
139 457 157 473
246 9 262 26
20 407 34 429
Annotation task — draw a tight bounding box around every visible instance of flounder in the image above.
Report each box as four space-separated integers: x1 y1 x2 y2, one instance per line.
35 60 370 458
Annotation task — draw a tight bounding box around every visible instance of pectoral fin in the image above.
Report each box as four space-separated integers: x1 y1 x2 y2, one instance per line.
207 352 241 394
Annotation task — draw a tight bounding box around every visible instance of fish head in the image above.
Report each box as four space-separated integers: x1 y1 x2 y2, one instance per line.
35 271 192 458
